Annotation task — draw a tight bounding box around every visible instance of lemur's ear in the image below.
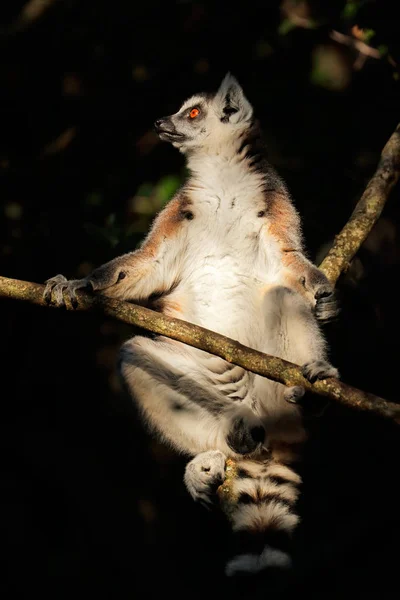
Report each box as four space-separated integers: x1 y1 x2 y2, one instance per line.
215 73 253 124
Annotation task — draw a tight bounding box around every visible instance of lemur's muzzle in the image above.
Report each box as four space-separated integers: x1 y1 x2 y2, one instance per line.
154 118 167 132
154 117 184 140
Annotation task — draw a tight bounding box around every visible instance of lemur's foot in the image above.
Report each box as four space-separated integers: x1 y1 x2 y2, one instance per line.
43 274 90 307
284 386 305 404
184 451 226 509
300 270 339 324
314 284 340 324
301 360 339 383
226 405 266 456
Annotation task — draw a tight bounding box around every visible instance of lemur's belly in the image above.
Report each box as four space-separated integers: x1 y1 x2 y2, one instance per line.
162 268 290 353
158 270 314 396
155 274 306 443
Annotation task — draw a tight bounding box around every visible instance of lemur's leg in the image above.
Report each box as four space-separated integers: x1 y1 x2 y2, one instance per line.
119 336 266 457
260 286 339 419
279 287 339 383
184 450 227 509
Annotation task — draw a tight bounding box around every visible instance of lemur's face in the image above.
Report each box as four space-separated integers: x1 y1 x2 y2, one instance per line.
154 74 253 154
154 93 212 151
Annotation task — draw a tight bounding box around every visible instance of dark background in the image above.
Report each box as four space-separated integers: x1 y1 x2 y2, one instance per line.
1 1 400 598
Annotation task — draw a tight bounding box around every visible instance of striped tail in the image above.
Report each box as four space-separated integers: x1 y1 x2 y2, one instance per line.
223 455 302 577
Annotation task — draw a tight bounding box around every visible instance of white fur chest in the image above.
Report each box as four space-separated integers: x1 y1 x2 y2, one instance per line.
172 157 284 344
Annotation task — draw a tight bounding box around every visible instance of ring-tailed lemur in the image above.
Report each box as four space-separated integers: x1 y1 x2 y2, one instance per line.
44 74 339 576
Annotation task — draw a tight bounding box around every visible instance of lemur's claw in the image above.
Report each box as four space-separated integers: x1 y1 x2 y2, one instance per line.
43 274 88 308
302 360 339 383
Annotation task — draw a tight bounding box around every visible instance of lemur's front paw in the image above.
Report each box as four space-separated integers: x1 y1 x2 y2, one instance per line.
314 284 340 324
43 274 90 307
226 406 266 456
184 451 226 509
301 360 339 383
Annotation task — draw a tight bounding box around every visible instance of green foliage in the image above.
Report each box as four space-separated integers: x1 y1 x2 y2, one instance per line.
154 175 182 208
310 46 350 91
341 0 363 20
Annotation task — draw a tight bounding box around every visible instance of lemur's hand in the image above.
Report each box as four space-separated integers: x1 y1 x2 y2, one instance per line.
300 269 340 324
43 274 91 307
44 259 128 307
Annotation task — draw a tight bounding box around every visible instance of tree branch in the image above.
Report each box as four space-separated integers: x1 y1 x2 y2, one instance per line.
1 0 59 37
319 123 400 284
0 275 399 423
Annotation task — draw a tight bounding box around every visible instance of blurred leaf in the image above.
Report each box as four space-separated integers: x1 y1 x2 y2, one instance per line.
278 17 298 35
41 127 77 157
133 196 157 215
378 44 389 57
342 0 363 20
4 202 23 220
194 58 209 73
154 175 181 207
135 182 154 198
105 213 116 227
311 45 351 91
279 0 319 33
63 73 82 96
85 192 103 207
351 25 375 43
84 223 120 248
132 65 149 82
255 40 274 58
362 28 375 43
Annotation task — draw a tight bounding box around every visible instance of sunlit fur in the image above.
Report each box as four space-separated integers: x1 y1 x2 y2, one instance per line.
44 73 338 577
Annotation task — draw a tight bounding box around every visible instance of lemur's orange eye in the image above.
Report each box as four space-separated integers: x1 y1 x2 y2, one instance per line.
189 108 200 119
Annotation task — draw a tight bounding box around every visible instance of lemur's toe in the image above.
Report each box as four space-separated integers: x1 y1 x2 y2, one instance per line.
301 360 339 383
184 451 226 509
284 386 305 404
315 293 340 324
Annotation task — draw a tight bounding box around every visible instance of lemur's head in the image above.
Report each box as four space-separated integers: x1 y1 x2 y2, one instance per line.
154 73 253 154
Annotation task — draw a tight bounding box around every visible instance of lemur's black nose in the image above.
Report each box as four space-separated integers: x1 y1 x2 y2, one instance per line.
154 119 165 131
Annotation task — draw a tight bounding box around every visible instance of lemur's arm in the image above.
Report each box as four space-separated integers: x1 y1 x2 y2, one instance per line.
44 194 190 306
266 191 339 323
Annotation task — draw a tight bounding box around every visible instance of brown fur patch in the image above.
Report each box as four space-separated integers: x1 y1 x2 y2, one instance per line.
266 192 301 251
140 192 192 260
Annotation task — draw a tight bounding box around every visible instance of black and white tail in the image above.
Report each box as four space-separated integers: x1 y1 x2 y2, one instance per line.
224 456 301 577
